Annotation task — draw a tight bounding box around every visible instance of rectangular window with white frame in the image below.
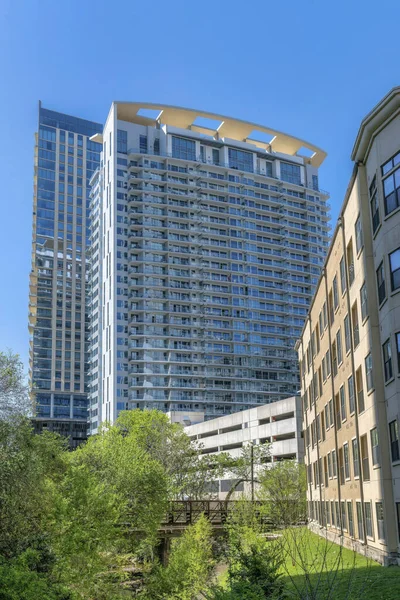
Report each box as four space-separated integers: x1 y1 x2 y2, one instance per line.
369 176 380 233
381 151 400 215
340 256 346 295
370 427 380 467
377 261 386 305
352 438 360 478
389 248 400 292
360 282 368 321
365 353 373 391
348 374 355 414
355 215 363 254
383 338 393 382
376 502 385 541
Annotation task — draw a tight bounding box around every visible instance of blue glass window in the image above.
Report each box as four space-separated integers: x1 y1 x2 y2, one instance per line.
265 161 273 177
39 126 56 142
228 148 253 173
54 406 70 417
54 395 70 406
172 136 196 161
212 148 220 165
280 162 301 185
117 129 127 154
39 107 102 137
140 135 148 154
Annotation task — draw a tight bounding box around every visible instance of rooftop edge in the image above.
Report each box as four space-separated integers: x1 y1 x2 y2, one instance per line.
112 101 327 168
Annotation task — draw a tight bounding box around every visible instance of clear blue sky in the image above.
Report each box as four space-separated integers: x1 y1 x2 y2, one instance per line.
1 0 399 370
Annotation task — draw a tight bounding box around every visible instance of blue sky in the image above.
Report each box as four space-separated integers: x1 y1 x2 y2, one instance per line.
0 0 399 370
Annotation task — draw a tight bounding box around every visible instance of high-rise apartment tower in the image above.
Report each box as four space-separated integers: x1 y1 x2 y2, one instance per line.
87 103 330 433
29 104 101 447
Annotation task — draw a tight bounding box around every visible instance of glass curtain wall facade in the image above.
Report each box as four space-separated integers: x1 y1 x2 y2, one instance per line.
87 103 330 433
29 103 101 447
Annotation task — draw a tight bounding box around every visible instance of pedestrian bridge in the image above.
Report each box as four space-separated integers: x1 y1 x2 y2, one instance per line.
159 500 270 532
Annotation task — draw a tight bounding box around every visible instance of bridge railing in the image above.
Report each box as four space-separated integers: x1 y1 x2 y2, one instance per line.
161 500 271 528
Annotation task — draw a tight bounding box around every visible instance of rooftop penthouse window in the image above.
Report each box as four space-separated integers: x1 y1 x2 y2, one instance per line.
228 147 253 173
280 162 301 186
172 136 196 161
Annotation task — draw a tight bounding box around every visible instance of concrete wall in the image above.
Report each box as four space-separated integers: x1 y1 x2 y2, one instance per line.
185 396 304 498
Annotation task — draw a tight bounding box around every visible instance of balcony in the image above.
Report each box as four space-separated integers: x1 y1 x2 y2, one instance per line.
127 149 330 199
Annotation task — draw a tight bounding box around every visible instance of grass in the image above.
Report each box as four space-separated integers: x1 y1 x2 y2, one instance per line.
278 528 400 599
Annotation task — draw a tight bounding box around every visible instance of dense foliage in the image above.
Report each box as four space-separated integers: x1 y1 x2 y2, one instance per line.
258 459 307 527
140 515 214 600
2 350 380 599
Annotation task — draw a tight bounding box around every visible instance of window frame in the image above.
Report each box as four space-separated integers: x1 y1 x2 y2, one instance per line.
228 147 254 173
336 328 343 365
332 448 337 478
340 256 346 295
370 427 380 467
382 153 400 216
355 214 363 254
389 420 400 462
352 302 359 348
347 501 354 537
389 247 400 292
360 282 368 321
348 374 355 414
369 176 380 233
396 332 400 374
376 502 385 541
365 501 374 539
340 385 346 422
352 438 360 478
171 135 196 161
396 503 400 543
343 442 350 480
382 338 393 382
333 275 339 311
347 240 355 286
376 261 386 305
344 314 351 354
356 501 364 541
365 353 374 392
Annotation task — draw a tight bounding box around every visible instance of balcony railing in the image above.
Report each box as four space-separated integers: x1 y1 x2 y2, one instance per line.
127 148 330 197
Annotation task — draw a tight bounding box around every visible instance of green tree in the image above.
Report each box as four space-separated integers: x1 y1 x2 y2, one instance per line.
73 415 169 556
207 507 284 600
219 442 271 500
45 457 126 599
0 551 73 600
258 460 307 528
0 416 66 559
0 414 127 599
113 409 229 500
141 515 214 600
0 350 31 420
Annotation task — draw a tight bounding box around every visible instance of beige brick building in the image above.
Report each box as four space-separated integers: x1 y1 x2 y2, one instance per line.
297 87 400 565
